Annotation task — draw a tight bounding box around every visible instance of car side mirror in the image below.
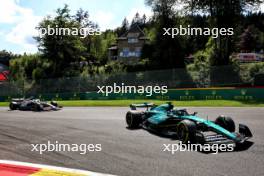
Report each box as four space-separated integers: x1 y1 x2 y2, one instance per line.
193 112 198 115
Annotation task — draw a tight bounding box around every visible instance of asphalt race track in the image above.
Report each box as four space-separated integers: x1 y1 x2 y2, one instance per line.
0 107 263 176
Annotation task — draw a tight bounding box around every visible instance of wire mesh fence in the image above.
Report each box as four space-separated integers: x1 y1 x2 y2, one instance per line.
0 65 255 97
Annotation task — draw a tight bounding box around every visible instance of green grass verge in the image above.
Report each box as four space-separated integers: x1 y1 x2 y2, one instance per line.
0 102 8 107
1 100 264 107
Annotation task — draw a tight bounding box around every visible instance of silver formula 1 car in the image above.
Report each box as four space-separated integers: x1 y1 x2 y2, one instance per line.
9 97 62 111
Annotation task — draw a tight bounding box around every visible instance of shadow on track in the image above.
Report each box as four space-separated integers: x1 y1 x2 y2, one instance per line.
126 127 254 154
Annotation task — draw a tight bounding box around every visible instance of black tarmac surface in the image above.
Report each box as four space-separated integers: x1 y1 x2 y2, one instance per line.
0 107 263 176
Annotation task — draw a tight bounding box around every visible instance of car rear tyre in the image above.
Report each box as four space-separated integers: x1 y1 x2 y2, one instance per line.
126 111 143 129
9 103 17 110
177 120 197 143
215 116 235 132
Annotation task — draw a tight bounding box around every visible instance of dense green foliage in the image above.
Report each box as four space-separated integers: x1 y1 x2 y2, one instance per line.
9 5 118 82
3 1 264 91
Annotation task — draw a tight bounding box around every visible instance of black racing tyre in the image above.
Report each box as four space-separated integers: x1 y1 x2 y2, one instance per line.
33 104 42 111
215 116 235 132
177 120 197 143
9 103 17 110
51 101 58 107
126 111 143 129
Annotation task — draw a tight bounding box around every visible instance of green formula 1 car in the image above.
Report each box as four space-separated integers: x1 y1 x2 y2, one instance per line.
126 102 252 145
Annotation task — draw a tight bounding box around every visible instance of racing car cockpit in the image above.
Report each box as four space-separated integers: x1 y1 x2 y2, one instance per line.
171 108 197 116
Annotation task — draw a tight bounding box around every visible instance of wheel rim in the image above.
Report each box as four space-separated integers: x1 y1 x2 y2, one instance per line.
178 124 189 143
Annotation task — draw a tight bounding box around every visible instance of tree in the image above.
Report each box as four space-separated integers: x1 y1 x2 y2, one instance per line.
116 18 129 36
180 0 263 65
145 0 185 68
131 13 148 27
35 5 86 77
181 0 262 17
90 30 117 64
131 12 141 25
142 14 147 25
182 14 209 55
9 54 48 81
146 0 176 17
75 8 98 56
238 25 262 52
75 8 93 27
0 50 18 66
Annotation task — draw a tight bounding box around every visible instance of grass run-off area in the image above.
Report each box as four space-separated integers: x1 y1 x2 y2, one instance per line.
1 100 264 107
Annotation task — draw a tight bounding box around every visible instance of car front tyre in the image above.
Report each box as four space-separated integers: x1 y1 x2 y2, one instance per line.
33 104 42 111
177 120 197 143
215 115 235 132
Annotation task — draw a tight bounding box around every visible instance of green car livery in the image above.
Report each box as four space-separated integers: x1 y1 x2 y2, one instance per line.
126 102 252 145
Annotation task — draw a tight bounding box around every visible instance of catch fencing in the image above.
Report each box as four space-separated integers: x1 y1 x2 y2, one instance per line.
0 66 263 101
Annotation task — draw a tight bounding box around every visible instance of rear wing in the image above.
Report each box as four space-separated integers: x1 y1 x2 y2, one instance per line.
11 98 25 102
129 103 155 110
11 96 34 101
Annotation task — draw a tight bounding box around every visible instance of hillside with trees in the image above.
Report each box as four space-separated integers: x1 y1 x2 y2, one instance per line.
2 0 264 92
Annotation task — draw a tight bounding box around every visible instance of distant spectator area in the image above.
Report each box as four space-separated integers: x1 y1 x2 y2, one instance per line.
232 53 264 63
